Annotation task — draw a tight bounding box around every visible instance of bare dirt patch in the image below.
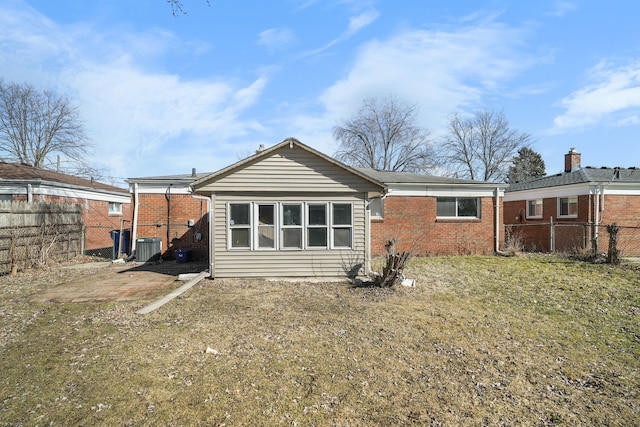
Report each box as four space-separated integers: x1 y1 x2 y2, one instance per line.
28 260 209 303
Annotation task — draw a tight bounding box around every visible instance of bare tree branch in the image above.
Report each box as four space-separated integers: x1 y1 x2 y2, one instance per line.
333 96 434 173
437 110 532 182
0 79 95 177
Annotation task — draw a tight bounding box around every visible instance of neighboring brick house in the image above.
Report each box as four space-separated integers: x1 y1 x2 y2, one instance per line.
129 138 506 276
0 162 131 255
504 149 640 254
127 170 212 261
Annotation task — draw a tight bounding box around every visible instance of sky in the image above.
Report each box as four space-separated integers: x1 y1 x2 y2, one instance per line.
1 0 639 187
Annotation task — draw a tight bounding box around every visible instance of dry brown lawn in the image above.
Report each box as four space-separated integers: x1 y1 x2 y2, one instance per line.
0 255 638 426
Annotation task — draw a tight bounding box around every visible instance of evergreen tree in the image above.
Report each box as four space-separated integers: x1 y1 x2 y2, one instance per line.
506 147 546 183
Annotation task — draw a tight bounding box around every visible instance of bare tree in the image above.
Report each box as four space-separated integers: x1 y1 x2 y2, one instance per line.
437 110 532 182
167 0 210 16
0 79 94 175
333 96 434 173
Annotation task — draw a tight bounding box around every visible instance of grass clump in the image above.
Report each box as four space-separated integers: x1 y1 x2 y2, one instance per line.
0 254 638 425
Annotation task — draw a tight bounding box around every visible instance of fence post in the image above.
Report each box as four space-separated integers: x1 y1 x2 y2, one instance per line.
549 216 555 252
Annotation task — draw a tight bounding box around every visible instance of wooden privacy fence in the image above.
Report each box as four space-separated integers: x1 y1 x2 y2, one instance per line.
0 201 83 275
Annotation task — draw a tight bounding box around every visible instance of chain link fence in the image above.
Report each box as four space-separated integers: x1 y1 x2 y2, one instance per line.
505 222 640 258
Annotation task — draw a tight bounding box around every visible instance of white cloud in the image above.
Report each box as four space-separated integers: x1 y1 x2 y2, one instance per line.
550 60 640 133
0 1 269 181
318 20 532 131
548 0 578 17
257 28 296 53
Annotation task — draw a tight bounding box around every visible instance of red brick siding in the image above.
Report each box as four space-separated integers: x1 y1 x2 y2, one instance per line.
504 194 640 253
12 193 131 250
371 195 498 256
134 193 209 260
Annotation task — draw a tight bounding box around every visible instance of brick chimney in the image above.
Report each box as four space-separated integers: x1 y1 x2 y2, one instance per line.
564 148 581 173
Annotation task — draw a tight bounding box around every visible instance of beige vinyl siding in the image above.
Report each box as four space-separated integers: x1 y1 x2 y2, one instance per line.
212 192 368 278
197 145 381 194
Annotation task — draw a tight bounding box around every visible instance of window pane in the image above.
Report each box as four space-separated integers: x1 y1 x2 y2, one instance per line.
369 198 383 218
457 198 479 217
528 200 542 217
560 197 577 216
333 228 351 247
282 204 302 226
258 204 274 225
231 228 250 248
108 202 122 214
308 204 326 225
230 203 250 225
333 204 351 225
436 197 456 216
308 228 327 247
258 226 274 248
282 228 302 248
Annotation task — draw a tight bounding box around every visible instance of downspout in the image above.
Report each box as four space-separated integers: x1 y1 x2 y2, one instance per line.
594 184 603 252
165 184 173 257
190 191 212 278
27 184 33 202
131 183 140 252
494 187 501 253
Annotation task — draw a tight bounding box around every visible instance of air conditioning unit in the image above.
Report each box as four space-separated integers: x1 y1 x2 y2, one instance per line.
136 238 162 262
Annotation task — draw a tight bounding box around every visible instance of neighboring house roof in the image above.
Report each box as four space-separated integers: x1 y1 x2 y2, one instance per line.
355 167 506 187
507 167 640 192
0 162 129 196
127 171 213 185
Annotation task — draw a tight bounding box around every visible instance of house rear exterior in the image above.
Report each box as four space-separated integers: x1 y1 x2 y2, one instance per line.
504 149 640 255
191 138 384 278
128 138 506 278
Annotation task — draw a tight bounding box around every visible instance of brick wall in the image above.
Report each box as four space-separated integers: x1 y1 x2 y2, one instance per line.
12 193 131 251
504 194 640 253
371 195 498 256
134 193 209 260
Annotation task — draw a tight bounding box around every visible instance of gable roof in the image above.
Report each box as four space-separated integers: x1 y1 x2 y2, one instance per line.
507 166 640 192
0 162 128 195
191 137 385 189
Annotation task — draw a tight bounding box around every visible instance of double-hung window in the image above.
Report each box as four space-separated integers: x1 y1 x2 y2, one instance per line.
307 204 328 248
229 203 251 249
558 196 578 217
108 202 122 215
436 197 480 218
257 204 276 249
281 203 303 249
332 203 352 248
526 199 543 218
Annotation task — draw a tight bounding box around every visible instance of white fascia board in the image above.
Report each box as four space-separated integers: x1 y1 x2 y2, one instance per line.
37 186 131 203
0 183 130 203
388 184 500 198
599 182 640 196
128 183 193 195
504 183 590 202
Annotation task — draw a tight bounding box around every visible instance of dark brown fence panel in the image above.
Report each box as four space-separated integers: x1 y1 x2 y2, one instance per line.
0 201 83 274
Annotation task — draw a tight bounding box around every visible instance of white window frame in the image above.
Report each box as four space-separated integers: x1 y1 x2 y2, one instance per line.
558 196 578 218
331 203 353 249
369 197 384 219
228 202 252 250
436 197 481 219
280 203 304 250
255 203 277 250
108 202 122 215
526 199 543 219
307 203 329 249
